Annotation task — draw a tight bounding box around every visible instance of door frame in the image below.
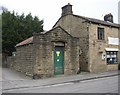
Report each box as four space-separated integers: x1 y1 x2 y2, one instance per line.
54 46 64 76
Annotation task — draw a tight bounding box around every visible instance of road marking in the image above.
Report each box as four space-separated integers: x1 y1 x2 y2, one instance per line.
2 82 74 92
44 82 74 88
2 74 119 92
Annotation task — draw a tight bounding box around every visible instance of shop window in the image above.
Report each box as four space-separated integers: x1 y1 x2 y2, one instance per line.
106 51 118 64
97 27 104 40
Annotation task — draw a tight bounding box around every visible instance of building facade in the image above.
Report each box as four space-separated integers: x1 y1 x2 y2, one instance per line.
118 1 120 69
13 26 80 78
11 3 120 78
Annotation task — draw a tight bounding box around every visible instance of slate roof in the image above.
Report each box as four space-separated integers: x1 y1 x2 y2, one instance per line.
53 14 120 28
15 36 33 47
75 15 119 28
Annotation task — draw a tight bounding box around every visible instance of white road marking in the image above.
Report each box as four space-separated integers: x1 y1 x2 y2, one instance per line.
2 82 74 92
44 82 74 88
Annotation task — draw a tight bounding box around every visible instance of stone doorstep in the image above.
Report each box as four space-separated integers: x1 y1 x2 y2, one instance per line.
2 70 119 91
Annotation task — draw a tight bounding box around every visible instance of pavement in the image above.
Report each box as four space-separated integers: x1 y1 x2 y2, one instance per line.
1 67 120 92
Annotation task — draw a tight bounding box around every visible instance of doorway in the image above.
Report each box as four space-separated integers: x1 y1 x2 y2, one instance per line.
54 46 64 75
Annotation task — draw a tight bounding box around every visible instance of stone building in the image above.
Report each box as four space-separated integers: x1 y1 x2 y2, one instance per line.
14 26 80 78
118 1 120 69
12 3 120 78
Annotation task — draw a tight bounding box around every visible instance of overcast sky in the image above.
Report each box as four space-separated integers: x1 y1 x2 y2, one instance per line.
0 0 120 30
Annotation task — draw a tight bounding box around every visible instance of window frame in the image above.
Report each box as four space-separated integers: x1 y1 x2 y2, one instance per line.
106 51 118 64
97 27 105 40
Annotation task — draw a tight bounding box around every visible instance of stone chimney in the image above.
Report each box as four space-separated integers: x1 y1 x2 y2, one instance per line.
104 13 113 23
61 3 73 16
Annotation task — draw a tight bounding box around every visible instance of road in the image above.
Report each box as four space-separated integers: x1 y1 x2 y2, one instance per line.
3 75 119 93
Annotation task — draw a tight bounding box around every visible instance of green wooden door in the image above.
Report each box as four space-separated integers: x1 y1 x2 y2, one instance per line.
54 47 64 75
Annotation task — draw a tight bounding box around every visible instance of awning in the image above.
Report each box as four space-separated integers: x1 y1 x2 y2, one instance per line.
105 48 119 51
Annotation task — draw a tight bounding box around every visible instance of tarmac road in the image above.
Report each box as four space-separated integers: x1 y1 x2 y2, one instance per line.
2 67 119 93
3 75 119 93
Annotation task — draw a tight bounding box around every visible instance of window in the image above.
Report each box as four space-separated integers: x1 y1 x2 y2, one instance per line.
106 51 118 64
97 27 104 40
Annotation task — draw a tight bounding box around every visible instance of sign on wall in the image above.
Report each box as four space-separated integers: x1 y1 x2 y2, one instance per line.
102 53 106 60
108 37 119 45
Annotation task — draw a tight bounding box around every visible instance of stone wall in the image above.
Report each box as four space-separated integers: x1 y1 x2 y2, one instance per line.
7 56 16 68
33 26 80 78
89 23 119 73
118 27 120 69
14 44 34 77
12 14 119 78
53 15 89 72
54 14 119 73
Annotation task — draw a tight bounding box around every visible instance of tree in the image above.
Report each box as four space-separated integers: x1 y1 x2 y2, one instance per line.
2 10 44 56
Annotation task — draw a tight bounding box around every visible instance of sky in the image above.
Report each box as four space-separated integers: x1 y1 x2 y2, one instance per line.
0 0 120 30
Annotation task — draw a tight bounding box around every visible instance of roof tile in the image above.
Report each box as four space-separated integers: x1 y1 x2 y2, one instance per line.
15 36 33 47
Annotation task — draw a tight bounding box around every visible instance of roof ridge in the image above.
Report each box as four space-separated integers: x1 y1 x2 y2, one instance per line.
53 14 119 28
72 14 119 27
